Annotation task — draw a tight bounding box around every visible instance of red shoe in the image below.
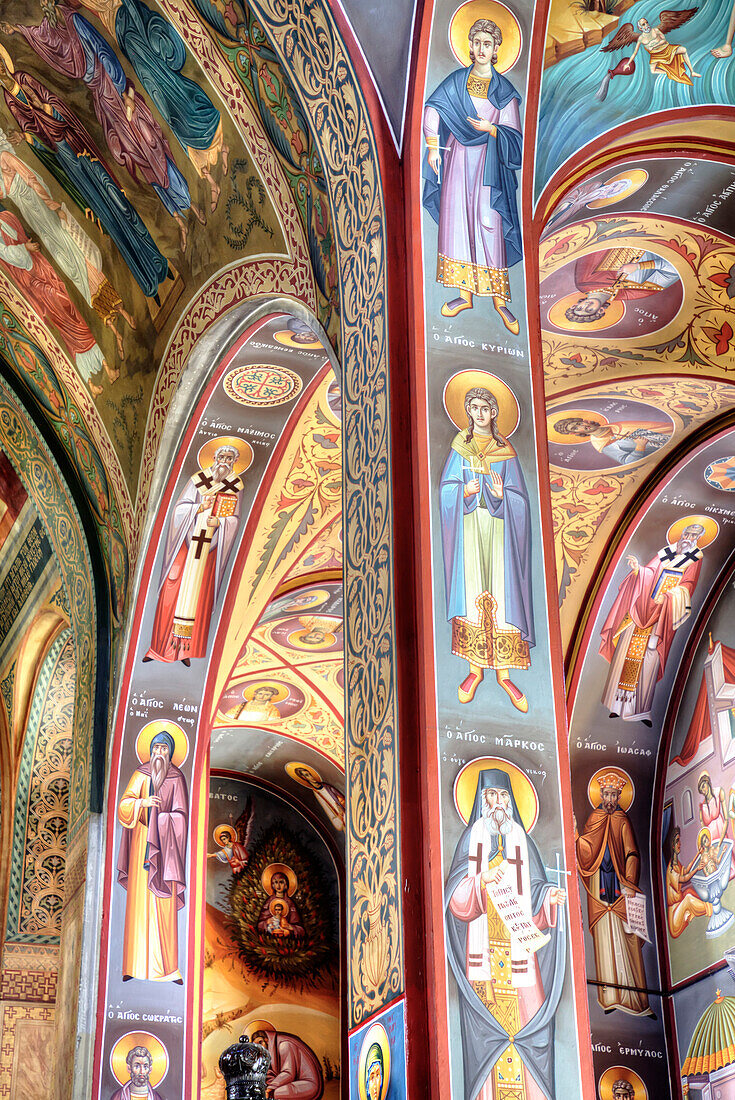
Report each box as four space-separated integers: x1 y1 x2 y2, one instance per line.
498 675 528 712
458 669 483 703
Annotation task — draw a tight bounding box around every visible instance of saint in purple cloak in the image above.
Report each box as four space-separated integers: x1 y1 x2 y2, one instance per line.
423 18 523 334
117 730 188 983
439 385 534 710
5 3 205 251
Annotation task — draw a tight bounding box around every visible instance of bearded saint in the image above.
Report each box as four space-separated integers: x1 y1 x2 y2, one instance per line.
144 444 244 664
575 774 653 1017
445 768 566 1100
117 730 188 983
599 523 705 724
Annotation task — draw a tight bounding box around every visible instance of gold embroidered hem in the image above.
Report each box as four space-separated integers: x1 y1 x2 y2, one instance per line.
437 253 510 301
617 572 679 691
452 592 530 670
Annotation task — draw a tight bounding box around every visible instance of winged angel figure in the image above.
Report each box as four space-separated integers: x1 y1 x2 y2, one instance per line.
596 8 700 99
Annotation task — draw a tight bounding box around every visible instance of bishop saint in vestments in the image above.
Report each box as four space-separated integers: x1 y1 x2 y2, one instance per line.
599 523 705 723
445 769 566 1100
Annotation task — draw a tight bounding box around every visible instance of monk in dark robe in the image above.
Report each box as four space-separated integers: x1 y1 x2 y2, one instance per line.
575 774 653 1016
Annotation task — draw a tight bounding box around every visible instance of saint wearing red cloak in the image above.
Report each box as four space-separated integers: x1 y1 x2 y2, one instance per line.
0 208 107 386
599 522 706 724
248 1021 323 1100
144 442 246 664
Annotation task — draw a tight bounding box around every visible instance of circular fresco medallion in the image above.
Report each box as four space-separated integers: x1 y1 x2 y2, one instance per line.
223 364 303 408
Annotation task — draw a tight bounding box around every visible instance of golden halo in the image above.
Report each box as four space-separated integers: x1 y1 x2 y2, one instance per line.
110 1032 168 1088
357 1022 391 1100
135 720 188 768
196 435 253 476
274 329 323 349
453 756 539 832
241 680 290 704
587 766 634 812
279 589 330 611
697 827 712 850
548 292 625 333
667 515 719 549
213 824 237 847
261 862 298 896
0 44 14 77
443 369 520 438
587 169 649 210
244 1018 275 1040
448 0 522 73
546 407 609 445
598 1065 647 1100
286 760 323 787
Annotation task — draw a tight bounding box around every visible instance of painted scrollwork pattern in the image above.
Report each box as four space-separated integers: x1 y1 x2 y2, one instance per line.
246 0 402 1025
6 632 74 943
0 381 95 838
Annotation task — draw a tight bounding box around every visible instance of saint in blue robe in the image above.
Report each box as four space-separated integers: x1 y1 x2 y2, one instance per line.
439 431 534 669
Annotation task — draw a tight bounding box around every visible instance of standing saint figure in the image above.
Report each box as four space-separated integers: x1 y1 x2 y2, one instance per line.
144 442 246 664
117 729 188 983
445 768 566 1100
575 772 653 1017
287 762 346 831
439 385 534 709
423 18 523 333
599 522 706 725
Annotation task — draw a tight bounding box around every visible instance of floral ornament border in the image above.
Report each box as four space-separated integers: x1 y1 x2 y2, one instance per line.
0 379 96 839
244 0 403 1025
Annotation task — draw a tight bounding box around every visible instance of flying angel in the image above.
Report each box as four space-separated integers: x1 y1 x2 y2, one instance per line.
208 800 255 874
596 9 700 98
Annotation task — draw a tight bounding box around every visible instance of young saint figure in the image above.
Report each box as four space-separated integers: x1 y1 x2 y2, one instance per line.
423 18 523 334
440 384 534 709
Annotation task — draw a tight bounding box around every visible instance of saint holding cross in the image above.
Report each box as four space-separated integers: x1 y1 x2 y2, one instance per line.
144 437 252 664
446 765 566 1100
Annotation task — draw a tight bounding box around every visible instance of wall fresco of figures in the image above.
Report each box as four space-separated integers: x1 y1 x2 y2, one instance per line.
203 774 340 1100
538 0 735 191
662 568 735 988
567 427 735 1093
0 0 340 510
417 3 585 1098
92 314 348 1100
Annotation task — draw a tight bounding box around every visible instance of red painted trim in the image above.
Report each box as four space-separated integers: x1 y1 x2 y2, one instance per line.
535 106 735 224
346 992 406 1038
402 1 452 1095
